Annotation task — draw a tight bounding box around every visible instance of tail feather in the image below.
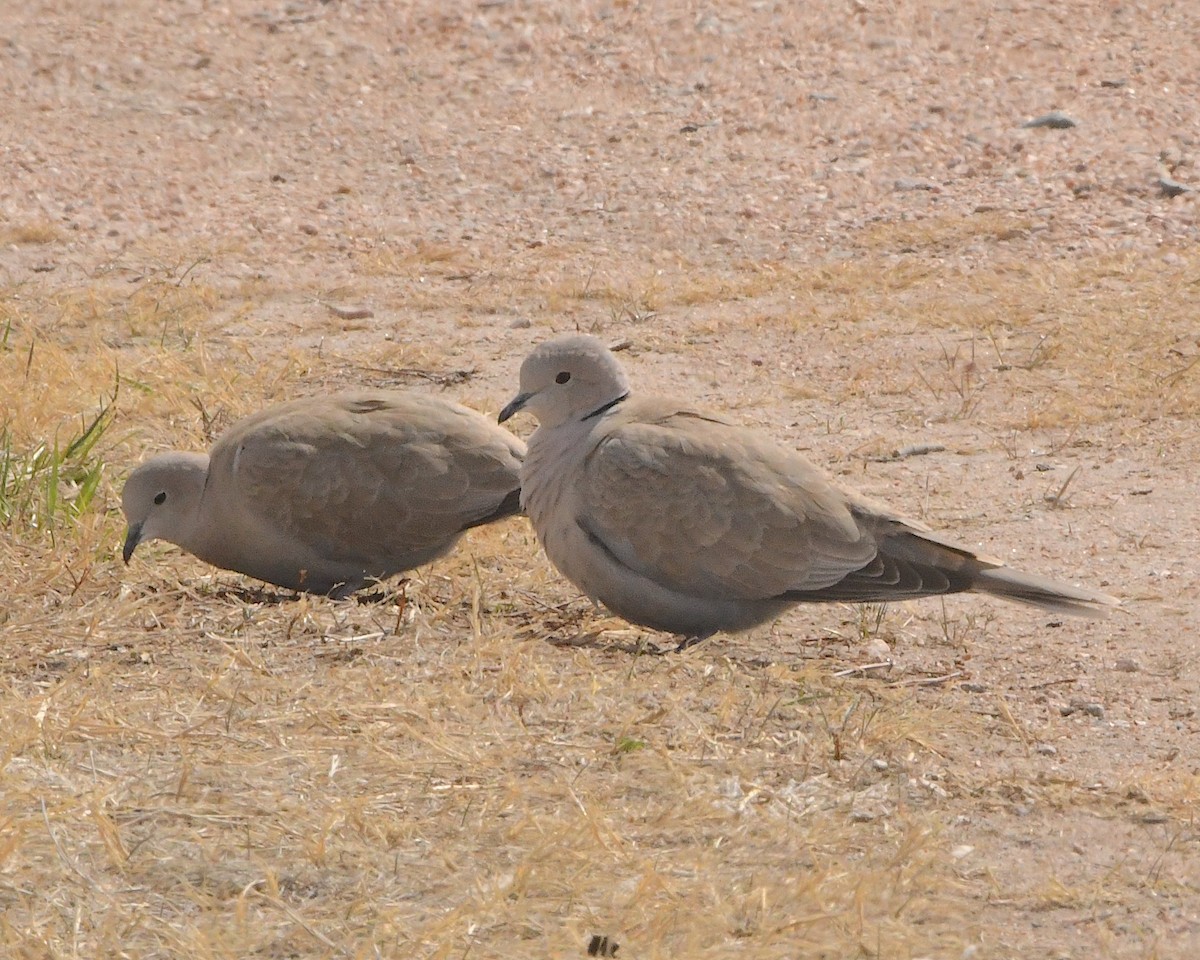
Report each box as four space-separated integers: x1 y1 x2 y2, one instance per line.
462 486 524 531
783 519 1120 618
884 524 1119 616
971 565 1118 618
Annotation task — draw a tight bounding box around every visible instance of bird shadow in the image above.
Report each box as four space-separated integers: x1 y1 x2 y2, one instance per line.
544 629 676 656
200 584 307 606
133 577 409 607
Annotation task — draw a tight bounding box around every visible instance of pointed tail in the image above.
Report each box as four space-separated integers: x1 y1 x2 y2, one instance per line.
970 564 1119 618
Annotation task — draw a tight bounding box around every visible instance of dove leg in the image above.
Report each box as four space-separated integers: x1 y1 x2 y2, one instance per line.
673 632 715 653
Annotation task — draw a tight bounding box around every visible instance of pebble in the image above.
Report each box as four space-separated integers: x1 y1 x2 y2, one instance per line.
1158 176 1190 198
1061 700 1105 719
862 637 892 660
894 177 939 192
1022 111 1077 129
1113 658 1140 673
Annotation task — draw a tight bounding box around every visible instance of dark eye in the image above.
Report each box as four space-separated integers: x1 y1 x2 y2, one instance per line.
153 492 167 505
555 371 571 384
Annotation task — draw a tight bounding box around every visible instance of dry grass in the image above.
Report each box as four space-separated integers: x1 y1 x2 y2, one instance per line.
1 268 985 958
2 221 1198 958
0 597 979 957
0 221 60 246
1 494 980 958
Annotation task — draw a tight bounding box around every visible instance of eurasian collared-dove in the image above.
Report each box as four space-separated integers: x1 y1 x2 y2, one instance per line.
499 334 1118 642
123 391 525 597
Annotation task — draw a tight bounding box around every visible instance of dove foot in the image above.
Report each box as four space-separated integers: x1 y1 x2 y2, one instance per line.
673 633 714 653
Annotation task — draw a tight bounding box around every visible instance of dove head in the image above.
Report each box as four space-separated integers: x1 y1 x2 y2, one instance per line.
499 334 631 429
121 452 211 563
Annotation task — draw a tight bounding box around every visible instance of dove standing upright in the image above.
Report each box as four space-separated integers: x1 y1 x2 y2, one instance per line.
499 334 1117 644
122 391 525 597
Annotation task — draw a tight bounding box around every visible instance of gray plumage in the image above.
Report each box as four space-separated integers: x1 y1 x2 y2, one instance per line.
123 391 525 597
499 334 1118 640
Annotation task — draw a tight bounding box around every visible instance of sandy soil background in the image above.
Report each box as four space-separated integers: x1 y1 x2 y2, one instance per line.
1 1 1199 957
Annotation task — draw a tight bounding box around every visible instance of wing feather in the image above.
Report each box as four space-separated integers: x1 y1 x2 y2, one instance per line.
579 401 877 601
212 393 523 568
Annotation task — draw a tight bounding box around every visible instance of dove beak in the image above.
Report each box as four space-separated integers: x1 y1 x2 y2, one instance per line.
122 523 143 564
498 392 533 424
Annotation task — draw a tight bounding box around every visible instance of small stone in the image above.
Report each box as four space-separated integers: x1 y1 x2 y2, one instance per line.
1113 658 1140 673
1158 176 1190 198
299 222 318 236
863 637 892 660
325 303 373 321
894 176 939 192
1023 111 1077 130
871 758 889 771
950 844 975 860
509 317 532 329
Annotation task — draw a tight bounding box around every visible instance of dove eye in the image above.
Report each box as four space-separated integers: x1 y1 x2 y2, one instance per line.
555 371 571 384
154 492 167 505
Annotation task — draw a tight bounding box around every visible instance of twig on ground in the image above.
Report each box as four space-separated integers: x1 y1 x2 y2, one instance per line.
1045 465 1080 507
890 670 965 687
832 661 893 678
868 443 946 463
1028 676 1079 690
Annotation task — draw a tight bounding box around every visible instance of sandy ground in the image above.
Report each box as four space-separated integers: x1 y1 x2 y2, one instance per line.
2 1 1200 958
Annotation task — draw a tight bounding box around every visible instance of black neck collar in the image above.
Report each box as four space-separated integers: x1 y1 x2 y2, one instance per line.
581 392 629 422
